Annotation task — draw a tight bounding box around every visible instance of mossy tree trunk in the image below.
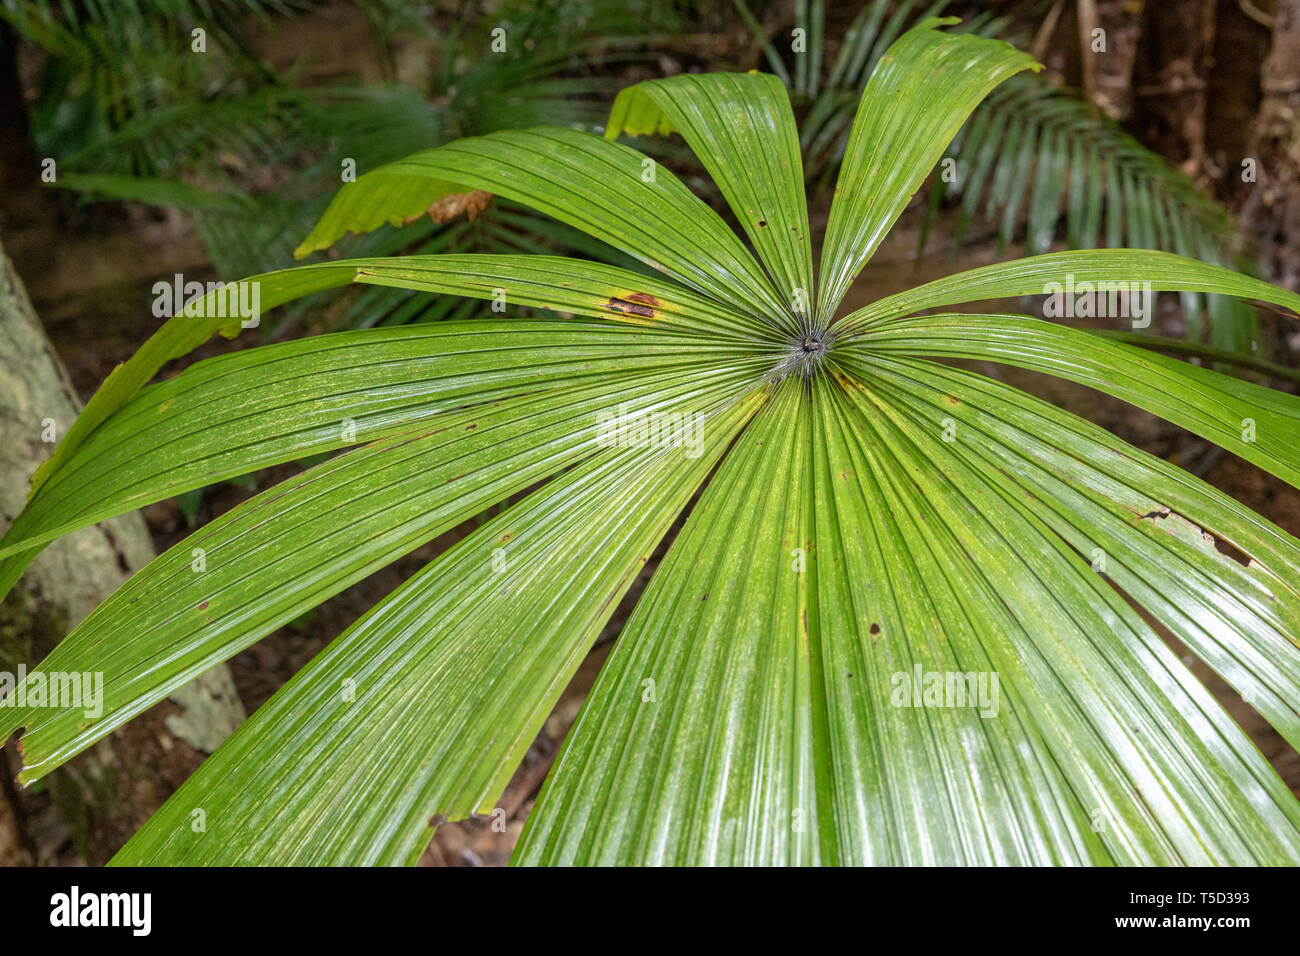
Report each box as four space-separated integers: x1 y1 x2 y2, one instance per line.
0 230 244 864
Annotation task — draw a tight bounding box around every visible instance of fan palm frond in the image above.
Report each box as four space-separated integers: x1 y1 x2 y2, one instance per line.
738 0 1259 352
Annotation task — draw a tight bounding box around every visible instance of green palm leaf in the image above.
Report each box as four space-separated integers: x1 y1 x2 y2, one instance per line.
605 72 813 321
9 361 766 782
517 369 1300 864
815 17 1039 323
5 20 1300 867
836 248 1300 329
293 127 789 326
113 388 767 865
846 312 1300 485
741 0 1255 350
0 318 745 581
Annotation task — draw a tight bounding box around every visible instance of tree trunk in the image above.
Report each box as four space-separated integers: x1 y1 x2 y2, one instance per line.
0 230 245 864
1129 0 1218 176
1243 0 1300 295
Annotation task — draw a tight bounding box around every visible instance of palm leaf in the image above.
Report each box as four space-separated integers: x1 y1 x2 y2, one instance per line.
814 16 1039 322
5 20 1300 868
294 127 789 325
517 366 1300 863
738 0 1255 350
605 72 813 321
113 387 767 865
9 362 767 783
0 254 771 585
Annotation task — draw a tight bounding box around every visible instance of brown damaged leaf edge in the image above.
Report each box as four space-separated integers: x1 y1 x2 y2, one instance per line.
404 189 494 226
605 292 662 322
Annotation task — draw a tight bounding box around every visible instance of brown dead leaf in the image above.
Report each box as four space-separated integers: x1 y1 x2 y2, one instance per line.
408 189 494 226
